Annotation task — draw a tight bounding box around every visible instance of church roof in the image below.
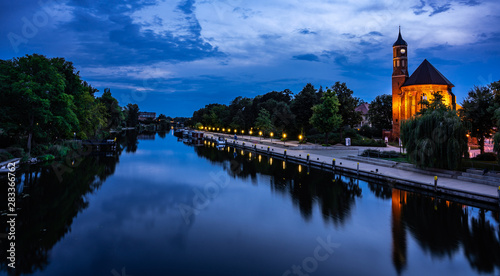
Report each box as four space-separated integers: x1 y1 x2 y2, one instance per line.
402 59 454 87
393 28 407 46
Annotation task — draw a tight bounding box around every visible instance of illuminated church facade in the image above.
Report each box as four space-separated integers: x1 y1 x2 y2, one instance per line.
391 29 456 139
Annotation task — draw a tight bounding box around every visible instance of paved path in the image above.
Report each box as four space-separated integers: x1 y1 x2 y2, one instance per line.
204 132 499 201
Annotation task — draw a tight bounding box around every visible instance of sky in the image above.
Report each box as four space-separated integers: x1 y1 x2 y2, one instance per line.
1 0 500 117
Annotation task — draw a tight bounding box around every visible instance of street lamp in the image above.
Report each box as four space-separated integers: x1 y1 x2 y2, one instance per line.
241 130 244 134
283 133 287 145
73 132 76 140
259 131 263 140
299 134 303 142
249 130 253 135
270 132 274 142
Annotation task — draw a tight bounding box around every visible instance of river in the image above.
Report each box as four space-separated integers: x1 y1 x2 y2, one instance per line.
1 130 499 276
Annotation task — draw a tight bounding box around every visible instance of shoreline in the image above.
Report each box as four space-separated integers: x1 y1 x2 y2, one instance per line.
203 131 500 210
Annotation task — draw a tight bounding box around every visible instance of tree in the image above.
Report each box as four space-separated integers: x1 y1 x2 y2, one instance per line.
98 88 124 130
0 54 78 154
460 86 495 154
291 83 318 132
401 109 468 170
368 94 392 135
310 89 342 144
331 82 362 140
125 103 140 128
254 108 274 134
272 101 295 133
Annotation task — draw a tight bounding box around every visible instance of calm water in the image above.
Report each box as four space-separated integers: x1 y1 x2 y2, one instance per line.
1 131 499 276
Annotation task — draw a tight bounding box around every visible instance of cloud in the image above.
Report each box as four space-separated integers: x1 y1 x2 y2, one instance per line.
429 3 452 16
292 54 320 62
1 0 500 116
298 28 317 35
59 0 223 67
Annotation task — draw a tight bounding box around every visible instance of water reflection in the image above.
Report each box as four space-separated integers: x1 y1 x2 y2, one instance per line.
0 133 498 275
193 145 362 226
0 132 139 275
194 143 500 274
0 156 119 275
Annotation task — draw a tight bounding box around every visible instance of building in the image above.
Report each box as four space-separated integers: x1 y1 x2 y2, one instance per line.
391 28 456 139
138 112 156 121
355 103 370 128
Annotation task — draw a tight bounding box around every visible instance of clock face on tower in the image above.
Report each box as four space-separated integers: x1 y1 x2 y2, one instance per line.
400 48 406 54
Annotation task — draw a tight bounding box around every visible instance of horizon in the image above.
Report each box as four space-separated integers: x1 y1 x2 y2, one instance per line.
2 0 500 117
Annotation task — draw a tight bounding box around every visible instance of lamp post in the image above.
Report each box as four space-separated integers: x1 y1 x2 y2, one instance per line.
259 131 263 140
73 132 76 141
283 133 287 145
299 134 303 143
270 132 274 143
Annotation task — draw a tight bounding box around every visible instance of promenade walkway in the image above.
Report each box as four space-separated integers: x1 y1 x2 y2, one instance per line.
204 132 499 204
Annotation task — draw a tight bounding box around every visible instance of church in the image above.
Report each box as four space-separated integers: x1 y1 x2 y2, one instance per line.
391 28 457 139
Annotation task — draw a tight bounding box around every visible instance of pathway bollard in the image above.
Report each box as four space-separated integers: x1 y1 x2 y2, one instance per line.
307 154 310 164
434 176 438 192
357 162 359 176
284 149 287 159
267 146 270 153
332 158 336 172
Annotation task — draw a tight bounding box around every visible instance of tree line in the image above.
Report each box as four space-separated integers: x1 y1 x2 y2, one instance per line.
191 82 393 144
0 54 170 157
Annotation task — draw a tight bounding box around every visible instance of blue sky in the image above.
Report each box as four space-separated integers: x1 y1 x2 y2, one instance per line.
1 0 500 117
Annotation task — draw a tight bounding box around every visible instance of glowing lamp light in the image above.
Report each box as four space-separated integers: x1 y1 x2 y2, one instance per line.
270 132 274 137
299 135 303 140
249 130 253 135
259 131 263 136
283 133 287 139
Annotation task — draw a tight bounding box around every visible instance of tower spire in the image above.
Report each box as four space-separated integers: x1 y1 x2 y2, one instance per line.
393 27 407 46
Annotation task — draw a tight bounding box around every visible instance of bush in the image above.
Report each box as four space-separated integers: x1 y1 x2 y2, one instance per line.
358 125 380 138
6 147 25 158
47 145 72 159
36 154 55 162
352 139 386 147
0 149 14 162
32 144 49 156
473 152 497 161
361 149 402 159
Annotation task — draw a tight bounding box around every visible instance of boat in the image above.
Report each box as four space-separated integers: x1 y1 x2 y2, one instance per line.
0 158 21 174
216 137 226 146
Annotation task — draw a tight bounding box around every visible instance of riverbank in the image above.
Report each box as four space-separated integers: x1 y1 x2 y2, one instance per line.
204 131 500 208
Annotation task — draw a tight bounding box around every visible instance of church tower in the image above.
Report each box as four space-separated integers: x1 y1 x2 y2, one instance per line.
392 27 408 139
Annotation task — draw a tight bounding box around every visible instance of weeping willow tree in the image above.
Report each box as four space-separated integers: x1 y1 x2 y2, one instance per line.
401 109 468 170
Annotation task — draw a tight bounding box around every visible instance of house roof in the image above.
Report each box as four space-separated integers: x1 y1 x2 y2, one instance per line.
393 28 407 47
355 103 370 115
402 59 454 87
